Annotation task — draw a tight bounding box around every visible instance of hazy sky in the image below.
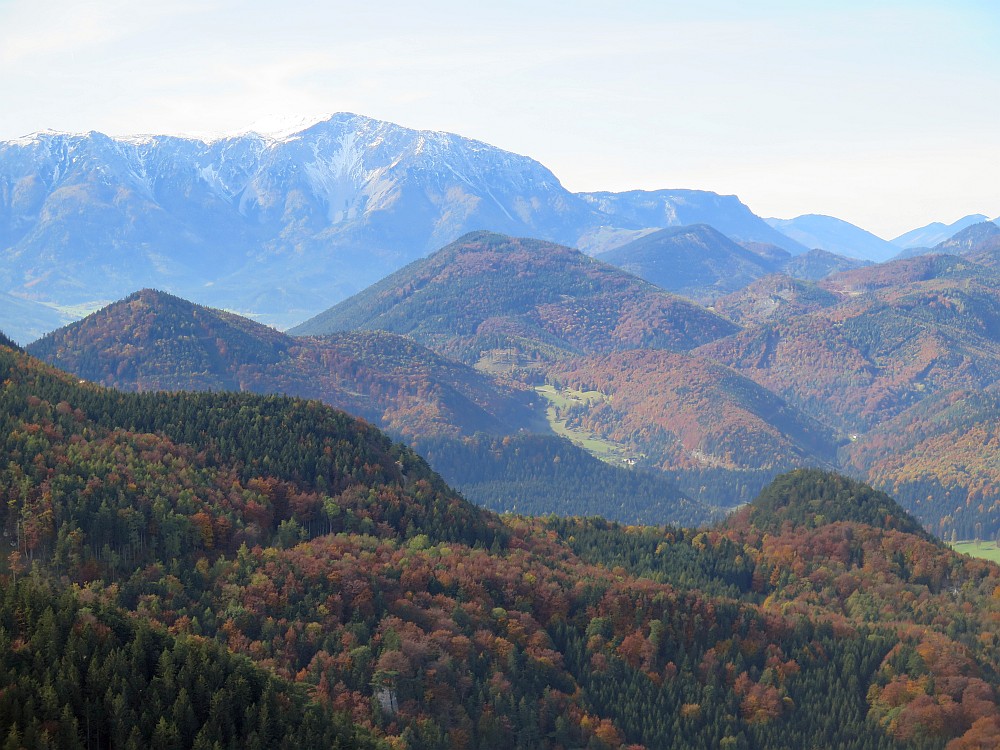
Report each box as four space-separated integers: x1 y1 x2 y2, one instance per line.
1 0 997 238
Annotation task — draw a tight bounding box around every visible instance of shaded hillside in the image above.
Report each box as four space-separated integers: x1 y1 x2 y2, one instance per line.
28 289 538 440
0 329 20 350
0 578 378 750
595 224 787 303
414 432 708 526
6 336 1000 747
291 231 738 366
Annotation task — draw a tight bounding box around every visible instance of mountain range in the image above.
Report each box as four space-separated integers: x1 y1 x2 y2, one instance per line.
27 284 707 526
3 113 997 346
27 226 1000 538
766 214 900 262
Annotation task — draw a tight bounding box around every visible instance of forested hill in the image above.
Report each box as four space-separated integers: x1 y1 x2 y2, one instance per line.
27 288 709 526
289 231 739 365
696 253 1000 538
734 468 929 537
28 288 539 440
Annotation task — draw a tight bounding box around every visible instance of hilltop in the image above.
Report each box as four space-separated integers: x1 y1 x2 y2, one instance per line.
28 289 538 440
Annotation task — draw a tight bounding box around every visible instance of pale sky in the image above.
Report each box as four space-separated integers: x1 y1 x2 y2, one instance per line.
1 0 997 239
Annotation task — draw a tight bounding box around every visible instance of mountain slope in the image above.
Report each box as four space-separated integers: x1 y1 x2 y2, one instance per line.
766 214 899 262
709 274 841 327
290 231 739 365
545 350 841 503
739 468 928 536
892 213 992 249
698 254 1000 434
28 289 707 525
28 289 538 440
842 388 1000 539
594 224 788 302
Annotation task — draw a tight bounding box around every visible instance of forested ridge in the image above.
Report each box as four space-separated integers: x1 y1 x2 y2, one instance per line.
4 338 1000 748
28 289 539 441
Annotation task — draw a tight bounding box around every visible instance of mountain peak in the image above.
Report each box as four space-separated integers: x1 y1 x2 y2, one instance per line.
743 469 928 536
290 231 738 363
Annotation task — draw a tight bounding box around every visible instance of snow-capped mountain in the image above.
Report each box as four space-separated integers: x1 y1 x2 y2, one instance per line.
0 114 607 331
0 113 850 340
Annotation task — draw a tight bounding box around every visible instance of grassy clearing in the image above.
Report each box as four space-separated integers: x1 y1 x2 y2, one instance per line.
950 540 1000 564
535 384 640 466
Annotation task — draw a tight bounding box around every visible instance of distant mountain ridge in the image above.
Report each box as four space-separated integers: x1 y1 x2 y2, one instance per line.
594 226 866 303
766 214 899 262
594 224 789 303
578 190 808 253
892 214 993 249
